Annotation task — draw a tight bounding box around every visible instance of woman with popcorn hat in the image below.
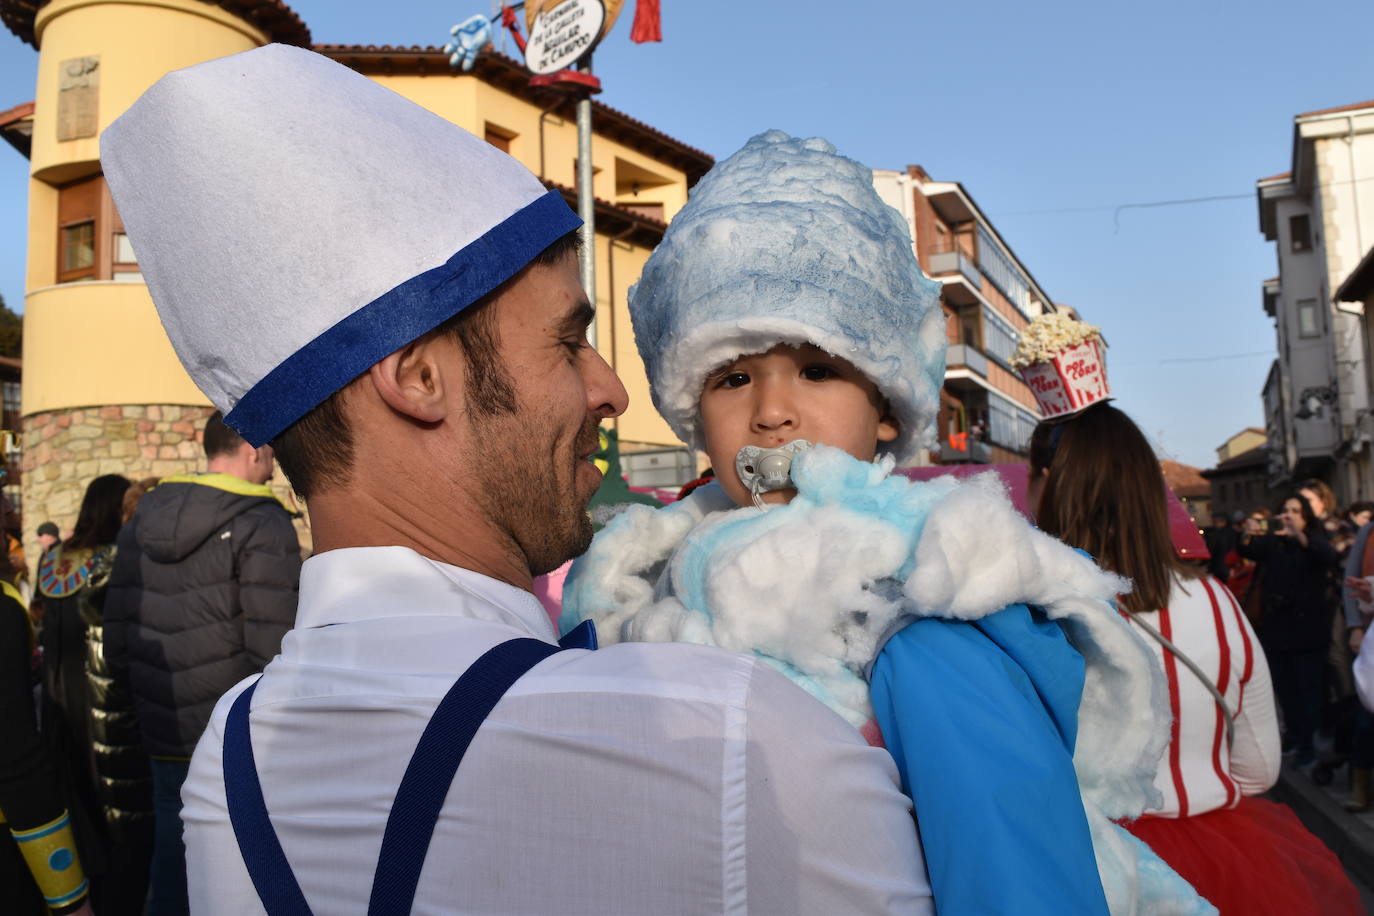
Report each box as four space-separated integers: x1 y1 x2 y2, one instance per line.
1023 314 1359 916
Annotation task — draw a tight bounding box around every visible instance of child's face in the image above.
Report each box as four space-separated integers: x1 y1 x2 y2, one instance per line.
700 343 898 507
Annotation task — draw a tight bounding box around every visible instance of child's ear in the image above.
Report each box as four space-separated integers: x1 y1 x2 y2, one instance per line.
877 413 900 444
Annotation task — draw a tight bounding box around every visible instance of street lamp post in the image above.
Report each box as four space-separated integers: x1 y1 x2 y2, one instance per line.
575 55 596 346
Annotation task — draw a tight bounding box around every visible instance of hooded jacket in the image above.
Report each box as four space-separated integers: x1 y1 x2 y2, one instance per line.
104 474 301 758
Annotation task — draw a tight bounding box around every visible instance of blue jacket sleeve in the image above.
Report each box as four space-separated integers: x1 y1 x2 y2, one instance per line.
870 605 1109 915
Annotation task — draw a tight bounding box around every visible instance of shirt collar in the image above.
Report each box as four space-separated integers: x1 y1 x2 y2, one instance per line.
296 545 557 642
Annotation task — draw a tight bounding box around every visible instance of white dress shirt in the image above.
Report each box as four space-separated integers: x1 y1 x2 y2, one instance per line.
1128 574 1280 818
183 546 932 914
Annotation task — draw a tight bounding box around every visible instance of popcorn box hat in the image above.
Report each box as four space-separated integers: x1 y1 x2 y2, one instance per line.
628 130 946 465
101 44 579 446
1012 315 1110 420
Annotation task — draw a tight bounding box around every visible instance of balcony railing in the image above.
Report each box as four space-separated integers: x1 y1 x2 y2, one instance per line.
927 249 982 290
946 343 988 377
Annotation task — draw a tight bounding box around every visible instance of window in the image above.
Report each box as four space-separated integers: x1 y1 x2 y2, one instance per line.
112 232 140 282
1297 299 1320 338
61 222 95 277
58 175 100 282
484 122 516 153
55 174 137 284
976 225 1032 318
114 232 135 263
981 306 1018 366
960 314 980 348
986 398 1038 452
1290 214 1312 253
2 382 19 415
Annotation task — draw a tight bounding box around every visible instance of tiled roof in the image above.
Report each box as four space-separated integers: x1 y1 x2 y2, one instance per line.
1161 459 1210 497
1201 445 1267 477
1 0 310 48
316 45 714 183
0 100 33 127
1296 99 1374 119
542 179 668 247
1256 171 1292 183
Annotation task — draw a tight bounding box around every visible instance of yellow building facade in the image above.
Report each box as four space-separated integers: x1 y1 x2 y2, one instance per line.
1 0 710 558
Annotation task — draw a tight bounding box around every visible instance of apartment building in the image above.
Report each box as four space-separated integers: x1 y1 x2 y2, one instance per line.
1202 427 1273 521
1256 99 1374 502
874 166 1058 464
0 0 711 555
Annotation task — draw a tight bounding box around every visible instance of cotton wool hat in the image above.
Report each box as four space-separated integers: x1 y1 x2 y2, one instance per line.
101 44 580 446
629 131 946 465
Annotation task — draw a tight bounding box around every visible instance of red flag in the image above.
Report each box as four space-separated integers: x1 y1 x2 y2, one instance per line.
630 0 662 43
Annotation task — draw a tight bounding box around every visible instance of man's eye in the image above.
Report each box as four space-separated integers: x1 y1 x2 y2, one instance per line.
801 364 836 381
563 337 587 355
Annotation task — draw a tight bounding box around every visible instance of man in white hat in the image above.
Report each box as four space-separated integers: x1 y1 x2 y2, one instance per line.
101 45 930 913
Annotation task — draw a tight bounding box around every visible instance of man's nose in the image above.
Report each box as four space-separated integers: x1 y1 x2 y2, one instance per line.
585 347 628 420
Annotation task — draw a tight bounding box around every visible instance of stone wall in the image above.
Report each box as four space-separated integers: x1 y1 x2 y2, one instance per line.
20 404 311 574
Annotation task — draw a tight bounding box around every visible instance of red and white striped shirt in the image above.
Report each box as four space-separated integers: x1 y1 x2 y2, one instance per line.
1129 574 1281 818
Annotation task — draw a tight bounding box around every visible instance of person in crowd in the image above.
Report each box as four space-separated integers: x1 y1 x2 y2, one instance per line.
1340 506 1374 810
35 521 59 555
1320 498 1374 785
28 521 61 606
1298 479 1342 543
1203 513 1239 582
1029 404 1358 915
103 45 930 913
564 131 1205 914
1 526 93 915
105 412 301 915
1339 502 1374 651
1238 492 1340 768
36 473 153 912
121 475 160 524
1346 501 1374 533
1227 508 1270 628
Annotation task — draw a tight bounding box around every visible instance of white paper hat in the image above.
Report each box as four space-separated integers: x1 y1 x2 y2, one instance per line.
101 44 579 446
628 131 946 465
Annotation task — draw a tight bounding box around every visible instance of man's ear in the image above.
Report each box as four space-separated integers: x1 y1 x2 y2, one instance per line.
877 412 900 444
367 334 452 424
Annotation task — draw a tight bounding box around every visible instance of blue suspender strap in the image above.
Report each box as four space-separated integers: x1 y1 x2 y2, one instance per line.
223 628 595 916
368 637 562 914
558 618 598 651
223 679 313 916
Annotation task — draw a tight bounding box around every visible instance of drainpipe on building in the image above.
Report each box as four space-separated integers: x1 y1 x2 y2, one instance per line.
1351 116 1365 256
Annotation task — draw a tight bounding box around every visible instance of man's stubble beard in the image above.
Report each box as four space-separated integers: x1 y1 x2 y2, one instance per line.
469 406 599 579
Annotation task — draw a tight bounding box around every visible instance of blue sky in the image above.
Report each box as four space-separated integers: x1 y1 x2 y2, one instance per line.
3 0 1373 469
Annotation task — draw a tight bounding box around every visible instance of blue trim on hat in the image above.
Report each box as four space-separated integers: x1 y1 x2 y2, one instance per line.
225 189 581 446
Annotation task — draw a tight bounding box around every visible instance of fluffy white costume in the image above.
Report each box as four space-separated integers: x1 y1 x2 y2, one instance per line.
573 129 1211 913
564 448 1214 915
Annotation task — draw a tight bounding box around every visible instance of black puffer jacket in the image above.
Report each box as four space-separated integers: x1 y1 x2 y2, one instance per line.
104 475 301 757
1237 528 1339 652
39 543 153 847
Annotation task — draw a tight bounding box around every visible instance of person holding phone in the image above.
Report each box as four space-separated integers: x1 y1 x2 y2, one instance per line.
1238 494 1340 768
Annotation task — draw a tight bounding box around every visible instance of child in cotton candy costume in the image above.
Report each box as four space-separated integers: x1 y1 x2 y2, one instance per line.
562 131 1212 915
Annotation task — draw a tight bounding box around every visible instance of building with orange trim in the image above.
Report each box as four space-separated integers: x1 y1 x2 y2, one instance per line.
0 0 711 558
874 165 1069 464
